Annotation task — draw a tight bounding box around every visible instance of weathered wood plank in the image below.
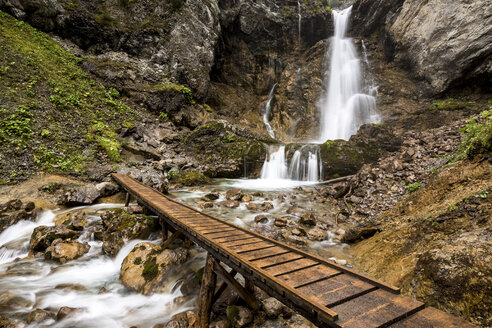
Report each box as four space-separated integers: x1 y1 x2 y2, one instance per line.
196 254 217 328
332 289 424 328
264 258 318 276
388 307 477 328
277 264 341 288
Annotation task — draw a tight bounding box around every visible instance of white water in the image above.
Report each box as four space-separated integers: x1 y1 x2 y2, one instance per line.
318 6 379 142
263 83 277 139
0 206 192 327
297 0 302 41
258 145 322 183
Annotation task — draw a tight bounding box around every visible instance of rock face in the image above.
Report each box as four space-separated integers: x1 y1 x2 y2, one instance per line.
120 242 188 295
99 208 159 257
353 0 492 93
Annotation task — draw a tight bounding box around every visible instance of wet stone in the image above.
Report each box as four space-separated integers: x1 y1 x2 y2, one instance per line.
56 307 80 321
26 309 55 324
299 212 316 226
204 193 220 201
274 217 288 227
226 189 243 201
254 215 269 224
223 200 239 208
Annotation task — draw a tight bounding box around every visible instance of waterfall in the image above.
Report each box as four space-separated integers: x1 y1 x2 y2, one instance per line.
297 1 302 41
318 6 379 142
263 83 277 139
260 145 321 182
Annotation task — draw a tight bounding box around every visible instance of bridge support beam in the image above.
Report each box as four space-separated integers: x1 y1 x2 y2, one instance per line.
213 260 259 311
125 192 131 207
196 253 217 328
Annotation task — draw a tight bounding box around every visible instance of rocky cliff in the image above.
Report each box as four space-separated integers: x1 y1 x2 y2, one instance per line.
353 0 492 94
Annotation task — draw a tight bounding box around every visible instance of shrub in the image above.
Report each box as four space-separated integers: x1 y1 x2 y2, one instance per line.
405 182 422 194
458 109 492 158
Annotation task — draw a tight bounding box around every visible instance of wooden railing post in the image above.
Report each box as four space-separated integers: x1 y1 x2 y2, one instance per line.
125 192 131 207
196 253 217 328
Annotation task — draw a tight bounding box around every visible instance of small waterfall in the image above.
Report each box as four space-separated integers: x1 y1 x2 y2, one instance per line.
263 83 277 139
361 40 369 65
318 6 380 142
260 145 321 182
297 1 302 41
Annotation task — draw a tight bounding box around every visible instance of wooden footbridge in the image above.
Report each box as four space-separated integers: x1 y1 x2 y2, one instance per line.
112 174 476 328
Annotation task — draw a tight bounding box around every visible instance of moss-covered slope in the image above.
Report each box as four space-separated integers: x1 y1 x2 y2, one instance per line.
0 11 141 184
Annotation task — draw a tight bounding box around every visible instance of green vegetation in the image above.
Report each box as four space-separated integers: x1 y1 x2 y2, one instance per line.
428 98 474 111
159 112 168 121
176 171 211 186
0 11 140 182
0 105 34 146
142 256 158 281
405 182 422 194
458 109 492 159
95 10 115 26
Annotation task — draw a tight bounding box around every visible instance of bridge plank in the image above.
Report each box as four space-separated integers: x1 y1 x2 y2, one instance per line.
277 264 340 288
202 228 237 234
388 307 477 328
298 273 376 307
241 247 290 261
214 235 256 243
265 258 318 276
207 231 245 238
332 289 424 328
222 238 265 247
252 252 304 268
227 241 275 253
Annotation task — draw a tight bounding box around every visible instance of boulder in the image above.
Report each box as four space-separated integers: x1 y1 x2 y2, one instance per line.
56 307 80 321
164 311 196 328
254 215 269 224
226 189 243 201
223 200 239 208
30 226 82 252
45 240 90 263
299 212 317 226
274 217 287 228
0 210 29 233
100 208 159 257
54 210 87 231
120 242 188 295
261 297 284 318
226 306 252 328
26 309 55 324
306 227 327 241
204 193 220 201
59 182 120 206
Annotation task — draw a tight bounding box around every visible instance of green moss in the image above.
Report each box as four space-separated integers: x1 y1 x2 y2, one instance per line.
226 306 239 321
176 171 211 186
140 82 193 103
95 10 115 26
428 98 474 111
142 256 159 281
134 257 142 265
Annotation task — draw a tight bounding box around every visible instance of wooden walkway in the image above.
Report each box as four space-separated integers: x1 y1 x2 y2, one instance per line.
112 174 476 328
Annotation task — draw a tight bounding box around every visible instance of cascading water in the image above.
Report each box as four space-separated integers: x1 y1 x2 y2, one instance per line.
259 145 321 182
263 83 277 139
297 0 302 41
318 6 380 142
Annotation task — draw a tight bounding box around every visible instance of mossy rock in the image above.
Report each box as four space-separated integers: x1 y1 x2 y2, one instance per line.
316 123 401 179
175 171 211 186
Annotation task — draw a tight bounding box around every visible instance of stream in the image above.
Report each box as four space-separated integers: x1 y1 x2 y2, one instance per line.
0 179 350 327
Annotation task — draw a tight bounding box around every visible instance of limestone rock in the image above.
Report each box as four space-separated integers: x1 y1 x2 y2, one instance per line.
299 212 316 226
30 226 82 252
100 208 159 257
226 189 243 201
26 308 55 324
59 182 120 206
261 297 284 318
306 227 327 241
56 307 80 321
120 242 188 295
45 240 90 263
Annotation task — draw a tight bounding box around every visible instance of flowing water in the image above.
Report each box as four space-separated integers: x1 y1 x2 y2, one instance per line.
317 6 380 142
297 0 302 42
263 83 277 139
0 205 196 327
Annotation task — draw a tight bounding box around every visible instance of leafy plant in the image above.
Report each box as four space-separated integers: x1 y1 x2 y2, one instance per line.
405 182 422 194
